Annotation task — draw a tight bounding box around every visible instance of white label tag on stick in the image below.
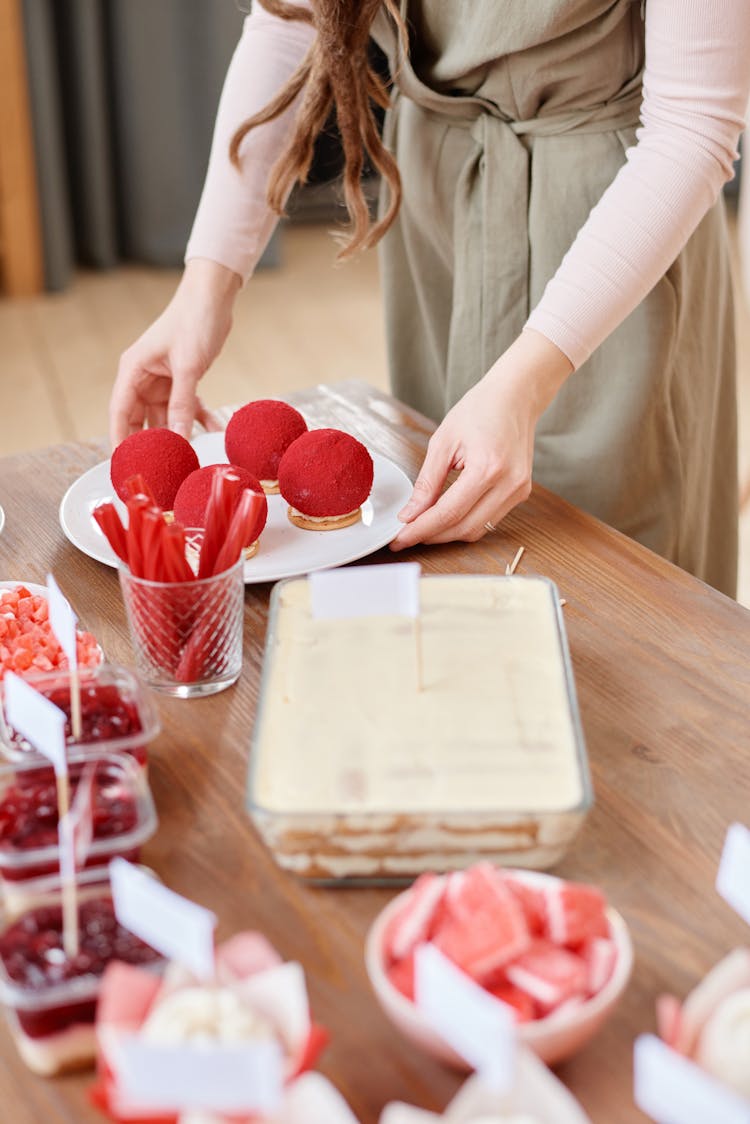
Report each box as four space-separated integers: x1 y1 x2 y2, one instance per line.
717 823 750 928
109 859 216 981
3 672 67 777
309 563 420 620
634 1035 750 1124
114 1036 284 1114
47 574 78 670
414 943 516 1093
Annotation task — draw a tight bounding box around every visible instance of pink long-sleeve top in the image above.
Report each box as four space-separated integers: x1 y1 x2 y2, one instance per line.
185 2 750 371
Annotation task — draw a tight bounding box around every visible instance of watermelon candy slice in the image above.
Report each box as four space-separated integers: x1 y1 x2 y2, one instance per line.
505 939 588 1011
502 873 546 936
485 978 537 1023
432 864 530 981
583 937 618 996
387 949 417 1001
543 880 609 947
385 872 445 963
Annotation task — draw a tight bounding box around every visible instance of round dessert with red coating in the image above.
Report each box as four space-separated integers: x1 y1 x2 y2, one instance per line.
110 429 199 510
173 464 268 557
278 428 374 531
224 400 307 494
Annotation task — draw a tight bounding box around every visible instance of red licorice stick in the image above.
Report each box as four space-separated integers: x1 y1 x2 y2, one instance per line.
121 474 156 503
213 489 266 575
125 495 151 578
198 469 242 579
141 508 167 582
92 503 128 563
163 525 194 583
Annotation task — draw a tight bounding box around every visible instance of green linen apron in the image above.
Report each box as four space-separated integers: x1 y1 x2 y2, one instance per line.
372 1 738 597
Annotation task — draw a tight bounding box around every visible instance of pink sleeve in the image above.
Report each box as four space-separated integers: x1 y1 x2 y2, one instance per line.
185 3 315 283
525 1 750 369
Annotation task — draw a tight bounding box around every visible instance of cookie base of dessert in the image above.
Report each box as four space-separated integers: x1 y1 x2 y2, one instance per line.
7 1013 96 1075
243 539 259 561
260 480 280 495
287 507 362 532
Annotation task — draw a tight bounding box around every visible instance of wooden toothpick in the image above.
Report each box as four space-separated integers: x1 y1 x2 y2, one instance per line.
415 616 424 692
506 546 525 576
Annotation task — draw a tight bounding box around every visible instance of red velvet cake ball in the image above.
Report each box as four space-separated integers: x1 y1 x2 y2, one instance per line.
224 400 307 492
173 464 268 546
278 428 374 530
110 429 199 510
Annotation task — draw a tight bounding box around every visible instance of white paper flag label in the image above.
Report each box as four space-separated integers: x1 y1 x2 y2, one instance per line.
114 1036 284 1114
634 1035 750 1124
414 943 516 1092
3 672 67 777
109 859 216 980
47 574 78 670
717 823 750 928
309 563 420 620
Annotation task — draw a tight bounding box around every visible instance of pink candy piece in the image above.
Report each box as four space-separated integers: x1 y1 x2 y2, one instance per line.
506 940 588 1010
544 882 609 947
387 873 446 962
657 993 685 1052
218 930 283 979
97 961 163 1035
503 874 546 936
583 938 618 996
434 865 530 981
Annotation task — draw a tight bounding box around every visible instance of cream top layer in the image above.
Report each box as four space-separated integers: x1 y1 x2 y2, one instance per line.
253 576 585 815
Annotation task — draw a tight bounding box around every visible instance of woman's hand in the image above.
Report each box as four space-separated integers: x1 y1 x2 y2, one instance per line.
390 330 573 550
109 259 242 447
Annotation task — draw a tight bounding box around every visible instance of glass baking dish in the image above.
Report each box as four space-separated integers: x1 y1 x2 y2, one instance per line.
247 574 593 884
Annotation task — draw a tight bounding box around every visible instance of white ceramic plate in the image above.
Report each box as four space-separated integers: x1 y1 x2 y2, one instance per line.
59 432 414 584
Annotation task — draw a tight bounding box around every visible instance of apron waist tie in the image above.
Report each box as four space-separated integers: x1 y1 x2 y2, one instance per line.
388 72 642 400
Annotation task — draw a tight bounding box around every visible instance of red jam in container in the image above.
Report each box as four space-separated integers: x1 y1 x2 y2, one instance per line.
0 753 157 907
0 885 161 1074
0 664 159 769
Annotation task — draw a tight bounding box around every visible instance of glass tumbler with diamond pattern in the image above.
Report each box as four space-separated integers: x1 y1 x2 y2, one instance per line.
118 556 244 698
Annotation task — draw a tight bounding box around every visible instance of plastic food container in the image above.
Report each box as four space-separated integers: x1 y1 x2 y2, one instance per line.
0 752 157 910
247 575 592 883
0 663 160 768
0 871 162 1074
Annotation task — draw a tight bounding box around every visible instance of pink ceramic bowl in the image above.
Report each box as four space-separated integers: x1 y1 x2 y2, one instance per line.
365 869 634 1068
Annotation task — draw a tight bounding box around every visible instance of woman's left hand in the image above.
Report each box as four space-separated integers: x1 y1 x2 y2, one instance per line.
390 330 573 551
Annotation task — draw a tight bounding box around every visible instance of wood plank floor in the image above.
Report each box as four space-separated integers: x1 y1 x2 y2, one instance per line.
0 220 748 605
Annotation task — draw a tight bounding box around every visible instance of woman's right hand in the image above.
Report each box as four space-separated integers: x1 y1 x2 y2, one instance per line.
109 259 242 447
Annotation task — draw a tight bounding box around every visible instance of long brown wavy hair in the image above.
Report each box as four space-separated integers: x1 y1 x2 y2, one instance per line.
229 1 407 259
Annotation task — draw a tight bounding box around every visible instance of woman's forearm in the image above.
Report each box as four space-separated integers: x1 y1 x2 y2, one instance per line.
526 0 750 370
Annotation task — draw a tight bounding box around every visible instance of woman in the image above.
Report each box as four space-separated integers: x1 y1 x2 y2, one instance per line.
109 1 750 596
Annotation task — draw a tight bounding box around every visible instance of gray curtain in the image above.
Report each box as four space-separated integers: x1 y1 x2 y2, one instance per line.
21 0 279 291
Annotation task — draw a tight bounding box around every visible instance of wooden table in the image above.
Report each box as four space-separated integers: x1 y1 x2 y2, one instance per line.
0 380 748 1124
